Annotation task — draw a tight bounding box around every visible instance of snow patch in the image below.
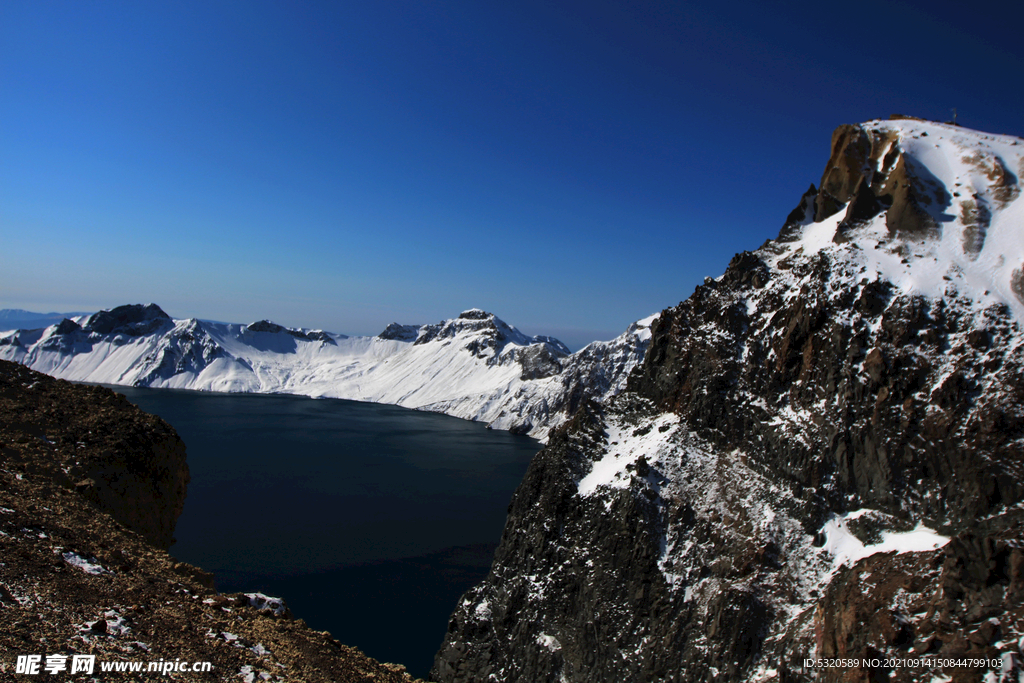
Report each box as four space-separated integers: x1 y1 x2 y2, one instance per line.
576 412 680 496
245 592 287 617
820 510 950 572
62 551 110 575
537 633 562 652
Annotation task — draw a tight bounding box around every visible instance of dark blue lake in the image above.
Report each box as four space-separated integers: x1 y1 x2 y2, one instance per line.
111 386 540 679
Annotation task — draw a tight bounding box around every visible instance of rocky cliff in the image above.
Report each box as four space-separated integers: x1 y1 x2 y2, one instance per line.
0 360 423 682
434 119 1024 683
0 357 188 549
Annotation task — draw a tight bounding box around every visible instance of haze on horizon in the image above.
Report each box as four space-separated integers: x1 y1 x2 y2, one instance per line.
2 0 1022 351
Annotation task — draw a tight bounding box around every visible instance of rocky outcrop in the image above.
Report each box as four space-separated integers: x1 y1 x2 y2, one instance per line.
247 320 337 344
806 121 951 240
53 318 82 336
83 303 173 336
378 323 421 341
435 119 1024 683
0 359 188 549
0 360 424 682
630 251 1024 524
515 344 563 380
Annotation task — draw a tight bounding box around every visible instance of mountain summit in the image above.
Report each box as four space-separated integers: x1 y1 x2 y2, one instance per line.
434 119 1024 683
778 117 1024 316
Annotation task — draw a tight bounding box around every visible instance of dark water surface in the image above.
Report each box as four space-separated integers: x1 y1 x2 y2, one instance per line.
112 386 539 679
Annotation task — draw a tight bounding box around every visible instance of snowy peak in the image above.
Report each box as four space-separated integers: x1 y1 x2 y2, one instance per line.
412 310 571 359
777 117 1024 321
796 117 1023 238
134 318 226 385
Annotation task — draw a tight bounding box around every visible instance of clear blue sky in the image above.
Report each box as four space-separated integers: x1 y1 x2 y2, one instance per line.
2 0 1022 350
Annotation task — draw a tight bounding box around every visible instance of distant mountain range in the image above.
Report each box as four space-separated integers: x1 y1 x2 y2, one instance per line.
0 305 654 441
0 309 92 332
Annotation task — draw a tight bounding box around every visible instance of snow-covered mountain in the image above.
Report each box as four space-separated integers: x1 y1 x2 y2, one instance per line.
435 118 1024 683
0 305 654 441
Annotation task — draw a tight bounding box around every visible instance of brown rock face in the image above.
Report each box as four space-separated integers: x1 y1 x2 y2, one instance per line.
815 522 1024 683
816 125 874 221
1012 266 1024 306
0 360 188 549
802 121 953 240
815 125 902 223
876 154 943 238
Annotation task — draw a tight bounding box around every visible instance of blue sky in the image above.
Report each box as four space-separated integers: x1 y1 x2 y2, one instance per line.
2 1 1022 350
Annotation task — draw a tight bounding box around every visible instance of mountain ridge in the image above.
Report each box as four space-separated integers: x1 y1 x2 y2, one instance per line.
0 305 654 441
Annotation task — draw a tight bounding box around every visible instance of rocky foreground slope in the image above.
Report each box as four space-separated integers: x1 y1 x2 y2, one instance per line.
434 118 1024 683
0 359 421 682
0 307 653 442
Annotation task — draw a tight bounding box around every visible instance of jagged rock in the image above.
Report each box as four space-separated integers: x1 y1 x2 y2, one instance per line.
835 178 885 242
83 303 171 336
436 119 1024 683
246 320 287 334
53 318 82 335
779 184 818 242
377 322 419 341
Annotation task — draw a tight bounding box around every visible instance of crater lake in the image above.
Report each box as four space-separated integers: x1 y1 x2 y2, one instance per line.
111 386 540 679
